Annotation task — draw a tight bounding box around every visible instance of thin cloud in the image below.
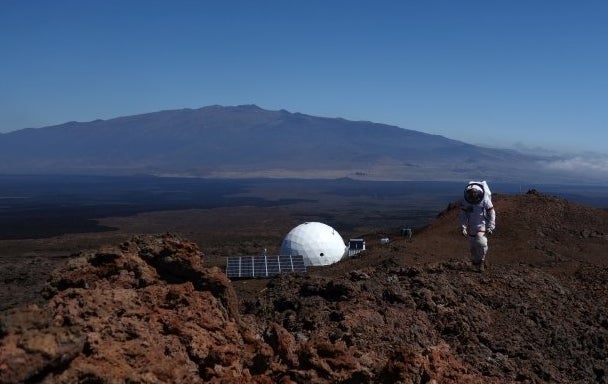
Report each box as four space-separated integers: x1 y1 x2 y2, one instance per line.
540 154 608 175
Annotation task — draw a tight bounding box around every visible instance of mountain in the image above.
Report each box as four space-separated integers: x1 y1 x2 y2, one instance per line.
0 105 592 182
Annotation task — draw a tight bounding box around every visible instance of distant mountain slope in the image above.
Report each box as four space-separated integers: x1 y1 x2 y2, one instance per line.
0 105 585 182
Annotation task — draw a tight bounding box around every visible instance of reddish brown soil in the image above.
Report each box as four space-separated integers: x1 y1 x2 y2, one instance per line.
1 191 607 383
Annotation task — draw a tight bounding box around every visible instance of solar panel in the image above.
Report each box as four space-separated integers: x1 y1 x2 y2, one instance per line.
226 255 307 279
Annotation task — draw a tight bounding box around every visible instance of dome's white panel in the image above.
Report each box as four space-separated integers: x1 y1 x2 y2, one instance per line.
280 222 347 266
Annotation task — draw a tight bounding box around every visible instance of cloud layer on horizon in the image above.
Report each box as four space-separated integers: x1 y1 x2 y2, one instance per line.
540 153 608 178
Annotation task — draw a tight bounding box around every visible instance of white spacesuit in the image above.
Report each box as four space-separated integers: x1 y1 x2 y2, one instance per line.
458 181 496 271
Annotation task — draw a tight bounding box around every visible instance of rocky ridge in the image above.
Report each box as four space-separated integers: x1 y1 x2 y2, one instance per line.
1 192 608 383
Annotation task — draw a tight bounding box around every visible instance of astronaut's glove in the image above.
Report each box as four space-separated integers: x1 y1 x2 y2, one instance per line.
461 228 468 237
486 228 493 236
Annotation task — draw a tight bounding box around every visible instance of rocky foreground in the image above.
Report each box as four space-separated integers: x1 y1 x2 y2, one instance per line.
1 192 608 383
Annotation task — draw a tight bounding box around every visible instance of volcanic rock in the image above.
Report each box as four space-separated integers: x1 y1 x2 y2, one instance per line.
1 193 608 383
1 234 274 383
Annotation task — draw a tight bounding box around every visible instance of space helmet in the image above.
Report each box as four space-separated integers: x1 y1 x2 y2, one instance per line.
464 183 485 204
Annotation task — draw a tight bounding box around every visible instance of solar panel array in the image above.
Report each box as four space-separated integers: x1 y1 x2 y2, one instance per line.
225 255 307 279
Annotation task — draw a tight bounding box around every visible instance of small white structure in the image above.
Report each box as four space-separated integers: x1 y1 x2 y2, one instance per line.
348 238 366 257
280 222 347 266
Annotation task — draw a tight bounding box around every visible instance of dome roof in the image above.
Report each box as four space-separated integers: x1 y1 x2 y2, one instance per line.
280 222 347 266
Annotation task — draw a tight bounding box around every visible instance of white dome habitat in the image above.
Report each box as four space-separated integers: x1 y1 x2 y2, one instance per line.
280 222 347 266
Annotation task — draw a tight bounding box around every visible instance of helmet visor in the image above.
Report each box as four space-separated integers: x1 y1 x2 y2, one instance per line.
464 186 484 204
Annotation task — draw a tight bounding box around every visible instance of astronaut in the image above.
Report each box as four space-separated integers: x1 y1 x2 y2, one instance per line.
459 181 496 272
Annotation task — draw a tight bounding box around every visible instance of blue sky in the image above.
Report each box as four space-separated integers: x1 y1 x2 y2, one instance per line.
1 0 607 156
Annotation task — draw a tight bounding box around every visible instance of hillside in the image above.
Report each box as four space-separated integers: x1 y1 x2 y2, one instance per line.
0 105 585 183
1 191 607 383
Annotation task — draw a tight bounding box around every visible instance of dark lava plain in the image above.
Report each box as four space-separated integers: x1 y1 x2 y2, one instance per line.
1 175 607 312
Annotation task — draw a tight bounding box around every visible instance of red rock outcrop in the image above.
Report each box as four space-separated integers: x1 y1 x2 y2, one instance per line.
1 234 275 383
